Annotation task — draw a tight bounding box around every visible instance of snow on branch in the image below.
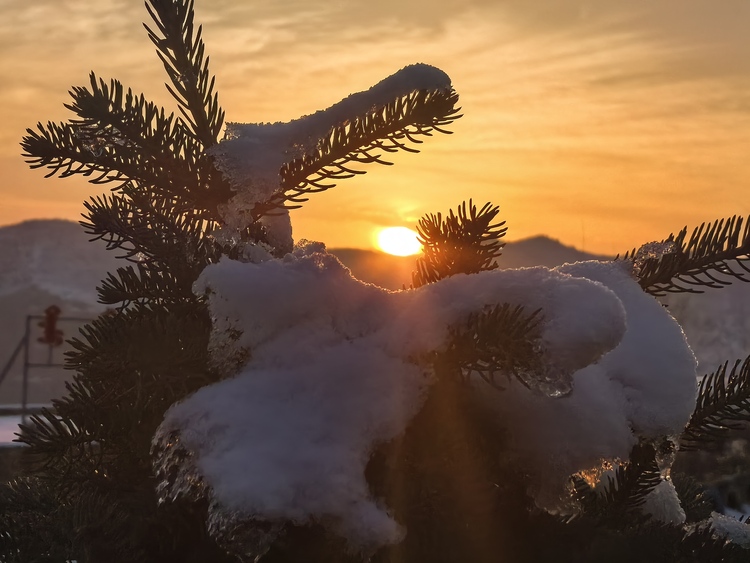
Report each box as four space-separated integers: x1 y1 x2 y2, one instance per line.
208 64 461 229
572 443 662 521
624 215 750 296
441 303 545 392
152 253 697 554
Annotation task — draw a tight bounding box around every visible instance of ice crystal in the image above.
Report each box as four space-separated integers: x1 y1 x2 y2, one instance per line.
632 240 678 276
151 430 207 505
514 359 573 398
641 479 686 525
654 437 677 479
74 123 130 157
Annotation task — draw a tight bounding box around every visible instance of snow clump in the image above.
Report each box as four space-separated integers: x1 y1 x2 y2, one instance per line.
481 260 697 507
641 479 687 525
153 250 697 552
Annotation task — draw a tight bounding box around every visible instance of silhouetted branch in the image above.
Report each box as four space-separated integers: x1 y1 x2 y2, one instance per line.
681 356 750 450
624 216 750 295
413 200 506 287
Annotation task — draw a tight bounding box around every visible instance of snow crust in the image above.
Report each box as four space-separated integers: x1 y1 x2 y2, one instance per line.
208 64 451 241
709 512 750 546
154 253 698 550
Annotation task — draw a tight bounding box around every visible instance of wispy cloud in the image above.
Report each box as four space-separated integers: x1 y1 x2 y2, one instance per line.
1 0 748 253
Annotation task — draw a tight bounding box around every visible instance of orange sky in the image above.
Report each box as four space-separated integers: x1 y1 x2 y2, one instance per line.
1 0 749 254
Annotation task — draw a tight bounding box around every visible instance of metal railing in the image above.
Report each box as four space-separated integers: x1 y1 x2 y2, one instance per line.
0 312 92 421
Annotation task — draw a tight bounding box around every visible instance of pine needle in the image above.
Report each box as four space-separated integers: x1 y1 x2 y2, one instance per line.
413 200 507 287
681 356 750 450
254 88 462 216
624 216 750 295
442 303 543 391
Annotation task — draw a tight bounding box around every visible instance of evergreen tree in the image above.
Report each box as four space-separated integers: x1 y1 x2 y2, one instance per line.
3 1 750 561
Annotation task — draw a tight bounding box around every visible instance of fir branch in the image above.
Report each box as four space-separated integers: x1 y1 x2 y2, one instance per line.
61 303 215 423
25 303 217 484
80 188 218 275
442 303 543 391
673 523 748 562
65 73 187 156
256 87 461 215
625 216 750 295
23 76 179 182
14 409 101 476
68 484 160 562
570 474 600 515
97 264 194 306
21 74 233 215
681 356 750 450
601 444 662 511
64 303 212 391
21 119 109 180
413 200 507 287
572 443 662 522
0 477 75 562
671 473 714 523
144 0 224 146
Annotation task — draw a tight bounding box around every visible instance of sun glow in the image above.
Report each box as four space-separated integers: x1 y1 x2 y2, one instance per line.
376 227 422 256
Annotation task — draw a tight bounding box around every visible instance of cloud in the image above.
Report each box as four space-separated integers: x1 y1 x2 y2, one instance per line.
1 0 749 254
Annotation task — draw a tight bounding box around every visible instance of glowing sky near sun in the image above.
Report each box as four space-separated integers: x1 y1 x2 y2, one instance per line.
376 227 422 256
0 1 749 254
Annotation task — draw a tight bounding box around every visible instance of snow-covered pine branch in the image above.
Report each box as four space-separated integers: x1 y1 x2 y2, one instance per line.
151 250 698 557
12 0 750 559
571 442 663 521
208 63 461 240
625 215 750 296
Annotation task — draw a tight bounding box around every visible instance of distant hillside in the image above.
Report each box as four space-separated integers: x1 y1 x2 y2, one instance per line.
328 249 414 290
0 219 602 297
331 237 605 291
0 219 118 305
499 236 608 269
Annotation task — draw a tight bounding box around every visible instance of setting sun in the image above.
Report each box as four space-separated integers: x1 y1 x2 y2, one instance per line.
376 227 422 256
